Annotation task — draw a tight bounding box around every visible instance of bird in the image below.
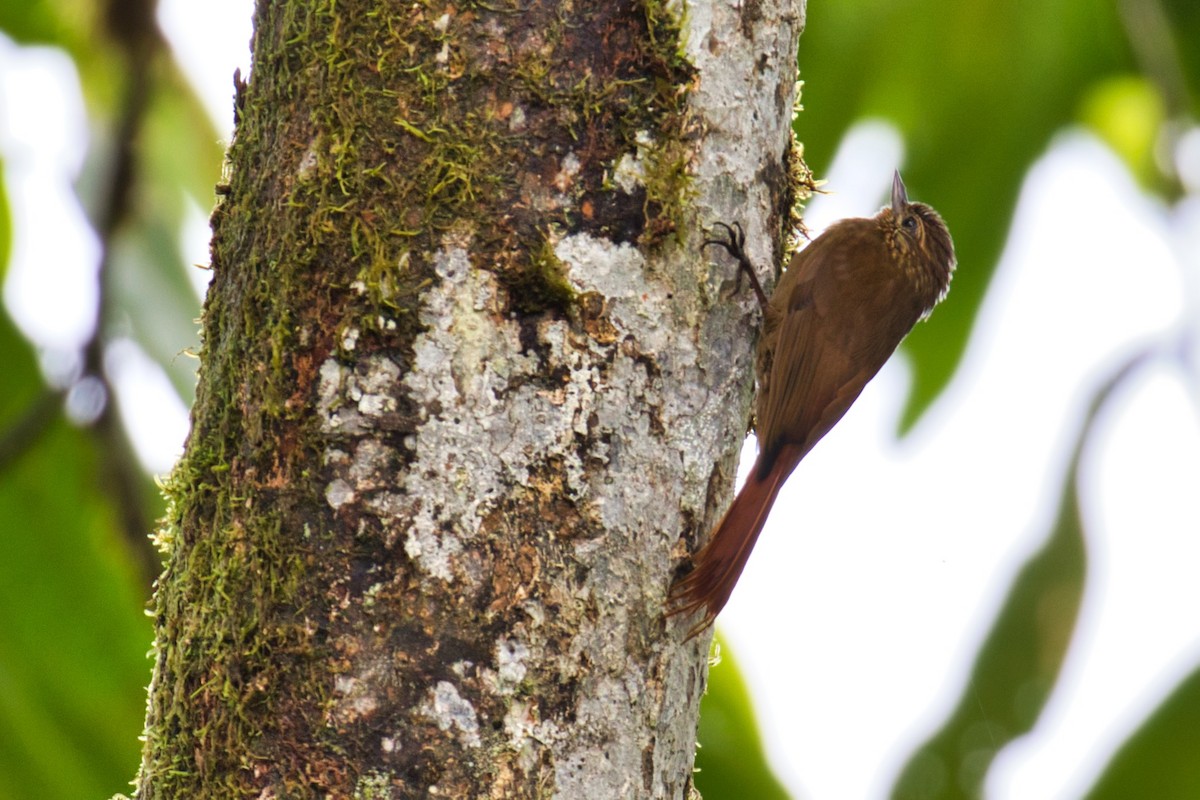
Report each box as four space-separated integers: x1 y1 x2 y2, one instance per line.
670 170 956 638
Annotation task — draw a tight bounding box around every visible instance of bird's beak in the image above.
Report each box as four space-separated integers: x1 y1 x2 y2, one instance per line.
892 170 908 216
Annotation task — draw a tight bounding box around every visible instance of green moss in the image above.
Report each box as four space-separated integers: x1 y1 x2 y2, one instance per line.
636 0 697 244
142 451 324 796
641 134 696 244
510 232 576 315
505 0 698 251
785 80 818 255
353 771 397 799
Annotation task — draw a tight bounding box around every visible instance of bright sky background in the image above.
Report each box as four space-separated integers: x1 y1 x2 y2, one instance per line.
3 2 1200 798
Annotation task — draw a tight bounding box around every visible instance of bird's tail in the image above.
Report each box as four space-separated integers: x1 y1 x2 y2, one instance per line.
668 445 800 639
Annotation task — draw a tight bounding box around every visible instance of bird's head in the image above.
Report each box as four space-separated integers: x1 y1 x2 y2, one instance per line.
881 170 956 310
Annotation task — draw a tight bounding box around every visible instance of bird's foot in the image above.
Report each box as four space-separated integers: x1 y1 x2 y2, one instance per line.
704 221 767 309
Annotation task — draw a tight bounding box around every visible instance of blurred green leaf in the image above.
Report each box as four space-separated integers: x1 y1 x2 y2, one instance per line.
0 0 74 48
0 303 41 421
0 159 10 284
0 0 121 114
108 218 203 401
1079 75 1167 188
696 635 793 800
891 490 1086 799
888 352 1154 800
1083 663 1200 800
0 419 151 800
0 311 149 800
144 62 225 209
890 453 1086 799
1160 0 1200 110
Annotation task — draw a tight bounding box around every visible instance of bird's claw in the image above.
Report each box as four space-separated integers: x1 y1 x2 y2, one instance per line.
704 220 767 309
703 221 746 261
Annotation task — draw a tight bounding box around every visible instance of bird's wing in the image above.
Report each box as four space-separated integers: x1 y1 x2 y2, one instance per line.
756 224 897 468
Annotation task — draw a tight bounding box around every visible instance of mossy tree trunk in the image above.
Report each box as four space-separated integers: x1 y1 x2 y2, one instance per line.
134 0 804 797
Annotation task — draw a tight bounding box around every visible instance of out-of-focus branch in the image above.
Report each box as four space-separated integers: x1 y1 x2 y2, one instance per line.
78 0 168 588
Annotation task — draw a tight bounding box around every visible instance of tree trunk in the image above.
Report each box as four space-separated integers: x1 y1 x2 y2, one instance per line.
134 0 804 797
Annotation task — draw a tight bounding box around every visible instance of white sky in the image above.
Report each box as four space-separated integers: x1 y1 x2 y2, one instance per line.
2 3 1199 798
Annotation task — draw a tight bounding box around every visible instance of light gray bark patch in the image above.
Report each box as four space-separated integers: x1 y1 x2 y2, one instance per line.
421 680 482 748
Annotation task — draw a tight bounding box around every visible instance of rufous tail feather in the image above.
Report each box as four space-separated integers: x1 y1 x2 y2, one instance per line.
668 444 802 639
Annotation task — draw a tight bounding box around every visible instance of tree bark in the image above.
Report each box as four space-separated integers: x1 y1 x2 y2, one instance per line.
134 0 804 797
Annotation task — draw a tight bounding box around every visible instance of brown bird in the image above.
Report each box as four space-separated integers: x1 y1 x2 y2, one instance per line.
670 171 956 637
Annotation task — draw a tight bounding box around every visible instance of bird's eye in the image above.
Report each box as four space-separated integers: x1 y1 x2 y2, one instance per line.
902 215 919 232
